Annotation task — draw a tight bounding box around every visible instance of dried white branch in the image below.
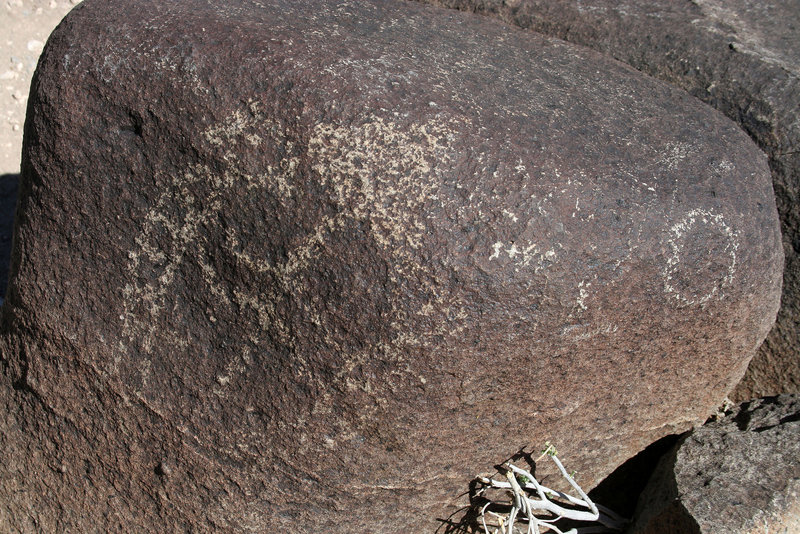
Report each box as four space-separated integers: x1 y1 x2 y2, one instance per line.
475 444 628 534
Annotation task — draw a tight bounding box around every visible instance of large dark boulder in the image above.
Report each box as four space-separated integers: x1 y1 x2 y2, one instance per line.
631 395 800 534
0 0 782 531
413 0 800 402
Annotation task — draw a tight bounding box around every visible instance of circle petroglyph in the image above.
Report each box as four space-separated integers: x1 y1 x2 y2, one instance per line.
662 208 740 307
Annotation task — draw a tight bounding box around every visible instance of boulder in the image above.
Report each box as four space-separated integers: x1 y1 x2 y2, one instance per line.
413 0 800 401
630 395 800 534
0 0 782 531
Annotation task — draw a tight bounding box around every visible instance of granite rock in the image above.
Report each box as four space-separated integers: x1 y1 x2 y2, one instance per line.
414 0 800 402
630 395 800 534
0 0 783 531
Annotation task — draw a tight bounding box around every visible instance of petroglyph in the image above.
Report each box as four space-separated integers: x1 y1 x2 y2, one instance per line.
306 114 478 375
576 280 591 311
116 102 307 403
119 163 227 369
489 240 559 272
113 97 743 467
308 115 459 253
657 142 696 170
662 208 739 306
116 106 474 409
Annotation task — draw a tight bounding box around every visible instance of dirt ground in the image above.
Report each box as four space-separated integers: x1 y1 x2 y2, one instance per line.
2 0 78 175
0 0 78 297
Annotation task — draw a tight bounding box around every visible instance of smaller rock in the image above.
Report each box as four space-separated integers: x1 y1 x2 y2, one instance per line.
631 395 800 534
154 461 170 478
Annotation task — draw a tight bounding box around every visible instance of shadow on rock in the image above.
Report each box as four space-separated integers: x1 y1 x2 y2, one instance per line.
0 173 19 300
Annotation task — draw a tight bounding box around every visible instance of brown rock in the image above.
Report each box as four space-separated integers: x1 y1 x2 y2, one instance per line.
0 0 782 531
413 0 800 402
630 395 800 534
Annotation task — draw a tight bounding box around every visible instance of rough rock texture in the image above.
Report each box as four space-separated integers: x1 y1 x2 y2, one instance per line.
630 395 800 534
412 0 800 402
0 0 783 531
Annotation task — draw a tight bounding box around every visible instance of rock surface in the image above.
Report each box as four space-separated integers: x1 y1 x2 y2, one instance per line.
413 0 800 402
630 395 800 534
0 0 783 531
